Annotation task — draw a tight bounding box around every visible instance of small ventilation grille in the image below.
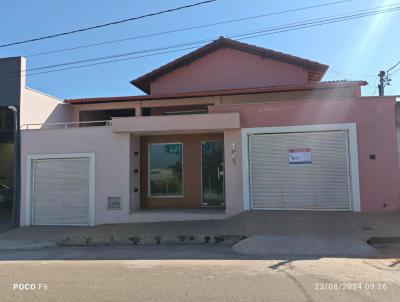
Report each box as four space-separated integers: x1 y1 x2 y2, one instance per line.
107 197 122 210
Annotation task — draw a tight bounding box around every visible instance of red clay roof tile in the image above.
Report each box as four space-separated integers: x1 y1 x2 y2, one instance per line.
65 80 367 104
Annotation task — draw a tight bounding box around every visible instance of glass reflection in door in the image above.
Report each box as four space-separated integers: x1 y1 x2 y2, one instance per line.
201 141 224 207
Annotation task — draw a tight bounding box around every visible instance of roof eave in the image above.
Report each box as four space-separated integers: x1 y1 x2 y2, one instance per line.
129 37 329 94
65 81 367 105
130 78 149 94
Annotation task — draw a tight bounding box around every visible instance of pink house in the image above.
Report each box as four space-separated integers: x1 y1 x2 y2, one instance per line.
17 37 400 226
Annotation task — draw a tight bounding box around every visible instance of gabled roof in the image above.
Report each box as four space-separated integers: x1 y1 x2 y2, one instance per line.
130 37 329 94
65 80 366 105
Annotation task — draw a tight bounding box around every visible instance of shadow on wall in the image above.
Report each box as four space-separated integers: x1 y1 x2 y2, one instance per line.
40 104 73 129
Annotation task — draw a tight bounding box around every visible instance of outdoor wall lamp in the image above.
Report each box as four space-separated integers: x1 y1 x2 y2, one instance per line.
8 105 17 112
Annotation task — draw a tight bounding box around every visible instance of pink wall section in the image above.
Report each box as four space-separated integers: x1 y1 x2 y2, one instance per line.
210 97 400 212
20 126 245 225
20 127 132 226
151 48 309 94
112 112 240 133
21 88 73 127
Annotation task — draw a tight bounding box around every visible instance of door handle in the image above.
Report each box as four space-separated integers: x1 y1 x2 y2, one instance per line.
217 166 224 180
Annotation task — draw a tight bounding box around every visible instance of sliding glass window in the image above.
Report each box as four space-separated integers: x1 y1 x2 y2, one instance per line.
149 143 183 197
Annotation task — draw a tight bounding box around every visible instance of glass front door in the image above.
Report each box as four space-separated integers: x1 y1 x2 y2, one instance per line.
201 141 224 207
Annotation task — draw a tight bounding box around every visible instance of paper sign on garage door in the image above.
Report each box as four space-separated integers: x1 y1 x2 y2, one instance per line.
288 148 312 165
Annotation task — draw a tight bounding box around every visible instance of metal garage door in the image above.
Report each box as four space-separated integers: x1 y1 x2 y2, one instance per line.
250 131 351 210
32 157 90 225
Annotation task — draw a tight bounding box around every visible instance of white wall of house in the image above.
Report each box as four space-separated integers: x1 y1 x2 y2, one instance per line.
21 88 73 128
223 129 244 216
20 126 131 226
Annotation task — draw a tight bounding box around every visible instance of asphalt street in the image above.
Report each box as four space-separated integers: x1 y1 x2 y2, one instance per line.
0 245 399 302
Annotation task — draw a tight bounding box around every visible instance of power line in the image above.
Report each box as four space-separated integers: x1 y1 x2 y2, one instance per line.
12 5 400 75
329 68 375 78
2 5 399 79
387 77 400 90
25 47 204 77
379 59 400 95
228 6 400 41
389 67 400 76
23 39 212 73
387 60 400 73
371 76 379 96
25 0 352 58
1 4 400 80
27 6 400 71
384 71 400 92
0 0 218 48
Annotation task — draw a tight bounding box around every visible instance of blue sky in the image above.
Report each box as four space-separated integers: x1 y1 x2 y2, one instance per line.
1 0 399 99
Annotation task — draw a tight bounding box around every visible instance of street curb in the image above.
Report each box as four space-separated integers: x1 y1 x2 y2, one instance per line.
56 234 247 247
0 235 247 250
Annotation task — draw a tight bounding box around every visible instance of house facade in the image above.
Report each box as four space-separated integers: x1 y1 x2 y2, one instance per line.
14 37 400 226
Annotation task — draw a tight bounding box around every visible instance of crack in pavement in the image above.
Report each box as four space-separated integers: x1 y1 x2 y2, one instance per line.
283 271 314 302
362 259 400 272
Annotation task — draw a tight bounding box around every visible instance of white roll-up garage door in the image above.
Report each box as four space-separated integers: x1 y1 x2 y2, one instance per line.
250 131 351 210
32 157 91 225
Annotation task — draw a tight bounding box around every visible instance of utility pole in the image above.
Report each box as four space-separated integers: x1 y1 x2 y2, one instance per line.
378 70 386 96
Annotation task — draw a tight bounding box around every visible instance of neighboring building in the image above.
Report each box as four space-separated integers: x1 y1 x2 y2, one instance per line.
0 57 71 229
5 37 400 227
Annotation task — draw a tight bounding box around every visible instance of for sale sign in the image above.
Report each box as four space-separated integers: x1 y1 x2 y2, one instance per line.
288 148 312 165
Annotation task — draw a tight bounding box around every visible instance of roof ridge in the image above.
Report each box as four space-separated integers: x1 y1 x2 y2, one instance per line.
130 37 329 94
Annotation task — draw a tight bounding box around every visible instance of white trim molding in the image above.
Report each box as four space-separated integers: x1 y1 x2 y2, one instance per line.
26 153 96 226
241 123 361 212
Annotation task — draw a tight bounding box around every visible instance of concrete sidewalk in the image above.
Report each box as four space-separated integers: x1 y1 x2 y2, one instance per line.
232 235 378 257
0 211 399 251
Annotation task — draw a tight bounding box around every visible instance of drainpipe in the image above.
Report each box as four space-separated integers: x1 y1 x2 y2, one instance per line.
8 105 20 228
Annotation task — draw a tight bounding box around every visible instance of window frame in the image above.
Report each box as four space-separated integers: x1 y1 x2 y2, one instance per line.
148 142 184 198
